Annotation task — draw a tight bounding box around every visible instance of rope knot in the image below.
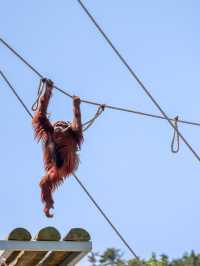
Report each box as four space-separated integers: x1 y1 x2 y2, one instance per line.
100 104 106 111
41 78 53 87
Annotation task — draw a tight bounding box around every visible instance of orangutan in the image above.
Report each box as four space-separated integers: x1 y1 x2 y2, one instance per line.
32 78 83 217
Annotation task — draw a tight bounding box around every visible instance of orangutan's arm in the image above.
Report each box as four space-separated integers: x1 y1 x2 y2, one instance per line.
71 96 82 132
32 79 54 142
71 96 83 146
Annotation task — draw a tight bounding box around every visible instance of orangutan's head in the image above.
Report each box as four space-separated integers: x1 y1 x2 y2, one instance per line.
53 121 70 133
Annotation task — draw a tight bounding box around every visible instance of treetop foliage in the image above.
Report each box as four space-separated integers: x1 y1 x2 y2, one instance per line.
88 248 200 266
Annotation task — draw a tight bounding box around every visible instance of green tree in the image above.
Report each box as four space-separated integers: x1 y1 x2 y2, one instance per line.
99 248 125 266
128 258 143 266
160 254 169 266
88 248 200 266
146 252 159 266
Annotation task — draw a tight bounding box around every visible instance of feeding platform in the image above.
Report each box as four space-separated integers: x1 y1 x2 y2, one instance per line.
0 227 92 266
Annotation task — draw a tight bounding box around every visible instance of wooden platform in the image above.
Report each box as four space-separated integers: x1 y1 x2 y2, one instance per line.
0 227 91 266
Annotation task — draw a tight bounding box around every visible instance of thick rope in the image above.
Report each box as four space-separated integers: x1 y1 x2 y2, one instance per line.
76 0 200 162
0 69 142 263
1 38 200 127
0 70 33 118
83 104 105 132
31 78 44 111
72 173 142 263
31 78 105 131
171 116 180 153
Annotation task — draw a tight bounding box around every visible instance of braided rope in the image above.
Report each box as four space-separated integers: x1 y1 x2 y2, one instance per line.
83 105 105 132
171 116 180 153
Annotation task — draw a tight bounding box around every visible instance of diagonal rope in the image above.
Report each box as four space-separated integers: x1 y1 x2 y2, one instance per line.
1 37 200 128
76 0 200 162
73 173 141 261
0 38 72 98
0 69 142 263
83 104 105 132
0 70 33 118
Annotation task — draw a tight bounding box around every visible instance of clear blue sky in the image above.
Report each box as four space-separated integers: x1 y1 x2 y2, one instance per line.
0 1 200 265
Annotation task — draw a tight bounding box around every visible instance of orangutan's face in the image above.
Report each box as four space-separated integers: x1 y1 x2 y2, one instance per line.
53 121 70 133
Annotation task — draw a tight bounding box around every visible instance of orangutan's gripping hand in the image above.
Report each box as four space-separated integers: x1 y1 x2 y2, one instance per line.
39 79 53 114
73 95 81 106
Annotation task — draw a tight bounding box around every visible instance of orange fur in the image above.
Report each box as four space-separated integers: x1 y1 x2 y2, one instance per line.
32 79 83 217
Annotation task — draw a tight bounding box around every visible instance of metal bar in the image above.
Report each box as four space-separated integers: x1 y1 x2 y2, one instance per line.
0 241 92 252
